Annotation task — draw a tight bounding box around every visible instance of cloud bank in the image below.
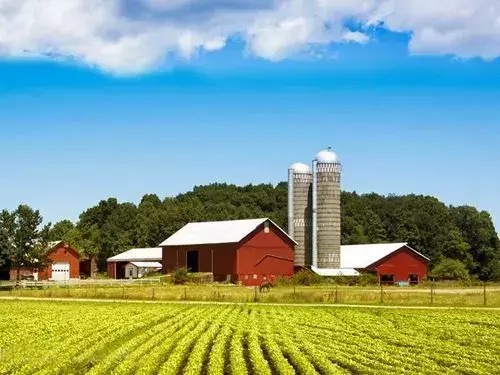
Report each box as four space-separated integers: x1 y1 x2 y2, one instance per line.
0 0 499 74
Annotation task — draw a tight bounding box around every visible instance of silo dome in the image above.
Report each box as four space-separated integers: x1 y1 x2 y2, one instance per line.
289 162 311 173
315 149 339 164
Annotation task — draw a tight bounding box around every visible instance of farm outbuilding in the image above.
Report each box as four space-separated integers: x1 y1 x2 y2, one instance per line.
312 243 429 285
124 262 162 279
160 218 296 286
9 241 80 281
107 248 162 279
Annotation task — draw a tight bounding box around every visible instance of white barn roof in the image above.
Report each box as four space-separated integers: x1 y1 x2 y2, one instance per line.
311 266 360 276
129 262 162 268
108 248 162 262
340 242 429 269
159 218 296 247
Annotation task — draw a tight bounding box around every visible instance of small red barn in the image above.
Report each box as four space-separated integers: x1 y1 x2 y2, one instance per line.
160 218 296 286
10 241 80 281
340 243 429 284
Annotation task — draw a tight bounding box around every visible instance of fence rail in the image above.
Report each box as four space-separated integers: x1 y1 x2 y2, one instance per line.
1 282 499 307
0 277 162 289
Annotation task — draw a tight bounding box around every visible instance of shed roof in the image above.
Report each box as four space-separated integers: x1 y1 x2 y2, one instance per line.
108 248 162 262
129 262 162 268
340 243 429 269
159 218 296 247
311 266 360 276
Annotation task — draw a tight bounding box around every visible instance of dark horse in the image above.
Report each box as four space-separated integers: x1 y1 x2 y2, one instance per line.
259 280 273 293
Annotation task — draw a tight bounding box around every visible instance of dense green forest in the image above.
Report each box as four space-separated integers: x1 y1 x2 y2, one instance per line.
2 183 500 280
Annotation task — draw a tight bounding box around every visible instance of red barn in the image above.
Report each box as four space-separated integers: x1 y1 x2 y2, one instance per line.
160 218 296 286
340 243 429 285
10 241 80 281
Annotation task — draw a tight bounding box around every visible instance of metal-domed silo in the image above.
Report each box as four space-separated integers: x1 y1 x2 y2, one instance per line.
288 162 313 267
312 148 342 269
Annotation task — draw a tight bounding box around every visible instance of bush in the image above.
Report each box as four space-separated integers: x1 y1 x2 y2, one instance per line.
172 267 189 285
356 273 379 286
431 258 470 281
329 273 378 286
292 270 323 286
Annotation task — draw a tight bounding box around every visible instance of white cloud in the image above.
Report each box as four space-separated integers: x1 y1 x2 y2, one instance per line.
368 0 500 59
0 0 499 75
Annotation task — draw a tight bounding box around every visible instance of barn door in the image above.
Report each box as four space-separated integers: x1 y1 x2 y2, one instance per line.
187 251 199 273
51 262 70 281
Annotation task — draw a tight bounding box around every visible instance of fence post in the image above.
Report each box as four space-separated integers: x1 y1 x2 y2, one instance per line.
293 285 296 301
483 282 487 306
184 287 187 300
152 287 155 300
380 284 383 304
335 285 338 303
254 286 258 302
430 281 434 305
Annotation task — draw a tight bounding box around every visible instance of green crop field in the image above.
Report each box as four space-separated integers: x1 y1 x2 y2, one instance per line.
1 301 499 375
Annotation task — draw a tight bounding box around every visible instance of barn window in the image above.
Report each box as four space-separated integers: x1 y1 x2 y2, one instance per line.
380 274 395 285
409 274 419 285
244 275 249 280
253 274 258 280
264 222 270 233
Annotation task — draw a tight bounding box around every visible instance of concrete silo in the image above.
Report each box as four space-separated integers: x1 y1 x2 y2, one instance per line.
312 148 342 269
288 162 313 267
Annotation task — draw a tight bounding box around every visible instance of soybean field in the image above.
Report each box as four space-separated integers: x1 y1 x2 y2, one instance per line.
1 301 499 375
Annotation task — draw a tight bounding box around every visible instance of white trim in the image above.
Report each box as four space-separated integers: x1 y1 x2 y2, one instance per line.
266 219 298 245
402 244 431 261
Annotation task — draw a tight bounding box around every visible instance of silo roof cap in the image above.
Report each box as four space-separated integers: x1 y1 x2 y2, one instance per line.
289 162 311 173
315 149 339 163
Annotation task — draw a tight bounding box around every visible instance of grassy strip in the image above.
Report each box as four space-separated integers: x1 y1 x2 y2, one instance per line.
3 284 500 307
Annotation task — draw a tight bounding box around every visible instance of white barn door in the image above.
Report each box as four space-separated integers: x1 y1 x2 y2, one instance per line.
52 262 70 281
125 264 137 279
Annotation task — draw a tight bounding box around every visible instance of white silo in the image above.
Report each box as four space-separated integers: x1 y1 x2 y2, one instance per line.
312 148 342 269
288 162 313 267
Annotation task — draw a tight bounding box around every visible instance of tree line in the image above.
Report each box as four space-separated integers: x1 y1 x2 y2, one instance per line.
1 183 499 280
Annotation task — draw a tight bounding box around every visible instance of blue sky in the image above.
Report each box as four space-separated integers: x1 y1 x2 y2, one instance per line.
1 0 500 230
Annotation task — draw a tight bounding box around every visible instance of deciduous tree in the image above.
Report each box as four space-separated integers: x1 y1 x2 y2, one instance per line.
0 205 50 280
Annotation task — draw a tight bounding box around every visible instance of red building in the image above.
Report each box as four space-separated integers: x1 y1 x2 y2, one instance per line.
160 218 296 286
339 243 429 285
10 241 80 281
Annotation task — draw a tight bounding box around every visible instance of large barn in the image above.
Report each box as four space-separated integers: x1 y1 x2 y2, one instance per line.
312 243 430 285
160 218 296 286
9 241 80 281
